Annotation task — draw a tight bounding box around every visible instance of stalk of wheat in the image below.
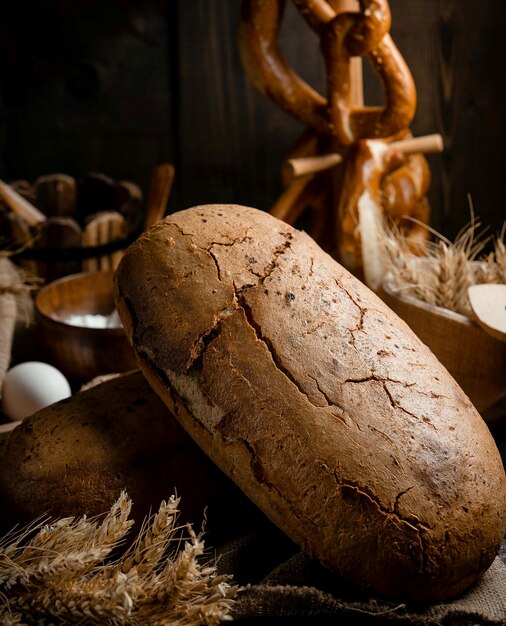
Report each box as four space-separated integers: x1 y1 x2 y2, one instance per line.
0 493 237 626
383 219 505 317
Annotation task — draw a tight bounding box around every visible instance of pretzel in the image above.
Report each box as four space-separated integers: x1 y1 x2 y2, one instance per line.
337 140 431 277
239 0 416 143
240 0 437 282
239 1 328 134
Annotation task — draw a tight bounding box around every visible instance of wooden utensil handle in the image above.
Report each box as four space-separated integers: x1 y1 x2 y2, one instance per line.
145 164 175 229
285 153 343 178
286 134 443 178
389 133 444 156
0 180 46 226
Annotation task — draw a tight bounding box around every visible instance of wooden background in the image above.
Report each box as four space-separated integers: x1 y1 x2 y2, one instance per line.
0 0 504 241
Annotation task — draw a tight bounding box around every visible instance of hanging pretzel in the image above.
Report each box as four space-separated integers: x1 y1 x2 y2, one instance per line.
239 0 415 142
239 0 328 134
239 0 439 287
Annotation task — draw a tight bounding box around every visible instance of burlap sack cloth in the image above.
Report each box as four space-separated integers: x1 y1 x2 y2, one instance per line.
0 258 20 390
216 516 506 625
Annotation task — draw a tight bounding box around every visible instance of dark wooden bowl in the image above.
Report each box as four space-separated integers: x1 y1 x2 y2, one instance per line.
34 270 138 382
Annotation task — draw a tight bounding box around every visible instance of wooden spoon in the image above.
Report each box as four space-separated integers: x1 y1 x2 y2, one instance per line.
144 164 175 229
468 283 506 342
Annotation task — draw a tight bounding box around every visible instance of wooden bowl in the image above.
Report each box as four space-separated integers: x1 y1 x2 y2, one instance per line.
380 278 506 417
34 271 138 382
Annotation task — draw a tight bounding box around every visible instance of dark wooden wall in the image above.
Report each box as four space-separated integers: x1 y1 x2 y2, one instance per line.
0 1 505 240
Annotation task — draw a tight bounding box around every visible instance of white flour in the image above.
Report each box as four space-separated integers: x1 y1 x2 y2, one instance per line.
64 310 122 329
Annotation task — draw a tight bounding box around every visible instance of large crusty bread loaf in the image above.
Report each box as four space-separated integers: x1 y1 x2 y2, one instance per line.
114 204 506 601
0 370 257 538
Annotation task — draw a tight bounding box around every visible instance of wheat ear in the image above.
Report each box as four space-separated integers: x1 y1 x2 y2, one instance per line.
0 493 237 626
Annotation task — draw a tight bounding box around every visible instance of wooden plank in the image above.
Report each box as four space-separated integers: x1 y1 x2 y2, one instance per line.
176 0 309 213
388 0 506 239
0 2 176 206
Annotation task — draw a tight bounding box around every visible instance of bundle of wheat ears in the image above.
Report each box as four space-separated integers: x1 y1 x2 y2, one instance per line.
0 493 237 626
382 220 506 318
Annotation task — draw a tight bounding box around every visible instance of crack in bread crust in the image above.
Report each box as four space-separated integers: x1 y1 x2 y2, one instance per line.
238 437 319 532
115 204 506 602
238 295 350 420
337 478 428 574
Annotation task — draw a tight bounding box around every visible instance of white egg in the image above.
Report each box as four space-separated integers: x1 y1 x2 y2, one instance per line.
1 361 72 422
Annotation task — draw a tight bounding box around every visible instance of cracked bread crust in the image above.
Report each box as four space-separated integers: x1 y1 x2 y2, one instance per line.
115 204 506 601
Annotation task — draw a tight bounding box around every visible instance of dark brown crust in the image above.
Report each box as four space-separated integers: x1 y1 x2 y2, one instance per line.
115 204 506 601
0 370 256 538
